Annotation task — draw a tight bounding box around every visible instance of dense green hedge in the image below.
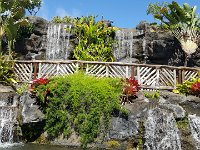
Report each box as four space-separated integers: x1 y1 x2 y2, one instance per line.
34 73 126 148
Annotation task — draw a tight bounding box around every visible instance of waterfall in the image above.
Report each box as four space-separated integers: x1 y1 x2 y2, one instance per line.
0 93 19 146
144 108 181 150
114 29 145 63
188 114 200 149
115 29 134 62
46 23 72 60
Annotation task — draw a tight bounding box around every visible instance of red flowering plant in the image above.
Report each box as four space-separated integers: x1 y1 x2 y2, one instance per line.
190 81 200 97
121 77 141 104
30 77 49 91
30 77 50 107
173 77 200 98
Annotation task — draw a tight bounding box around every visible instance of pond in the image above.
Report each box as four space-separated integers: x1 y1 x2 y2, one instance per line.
0 143 95 150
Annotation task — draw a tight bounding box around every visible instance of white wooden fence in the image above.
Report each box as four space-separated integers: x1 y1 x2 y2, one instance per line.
13 60 200 90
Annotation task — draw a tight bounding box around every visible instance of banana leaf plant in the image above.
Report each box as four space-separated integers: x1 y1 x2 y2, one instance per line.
147 1 200 66
68 16 118 62
0 0 41 55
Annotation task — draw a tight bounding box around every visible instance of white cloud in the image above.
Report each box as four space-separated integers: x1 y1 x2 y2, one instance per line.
55 8 81 18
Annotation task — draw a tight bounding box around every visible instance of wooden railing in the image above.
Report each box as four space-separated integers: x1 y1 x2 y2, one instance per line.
13 60 200 90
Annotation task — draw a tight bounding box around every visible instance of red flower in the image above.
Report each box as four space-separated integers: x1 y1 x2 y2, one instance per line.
30 78 49 91
123 77 140 96
33 78 49 85
190 81 200 97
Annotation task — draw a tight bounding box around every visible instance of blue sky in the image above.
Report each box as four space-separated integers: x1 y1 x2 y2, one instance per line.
36 0 200 28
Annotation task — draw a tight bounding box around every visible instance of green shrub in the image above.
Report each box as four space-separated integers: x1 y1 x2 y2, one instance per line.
16 83 28 95
144 91 160 99
173 77 200 97
0 53 16 85
34 73 125 148
69 16 117 61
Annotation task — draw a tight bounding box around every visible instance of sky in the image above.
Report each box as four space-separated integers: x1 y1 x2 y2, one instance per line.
36 0 200 28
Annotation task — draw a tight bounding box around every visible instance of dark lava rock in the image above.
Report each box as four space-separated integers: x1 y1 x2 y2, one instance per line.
27 16 48 35
20 92 44 123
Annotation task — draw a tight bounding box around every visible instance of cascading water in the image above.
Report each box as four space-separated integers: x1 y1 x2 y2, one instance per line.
46 23 72 60
144 108 182 150
188 114 200 149
114 29 144 63
0 93 19 146
115 29 134 62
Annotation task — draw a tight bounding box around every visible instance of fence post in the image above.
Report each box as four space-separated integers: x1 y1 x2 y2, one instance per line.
177 69 182 84
106 64 109 77
173 69 176 89
131 65 134 78
137 66 141 84
156 67 160 89
80 62 83 72
33 62 38 80
75 62 79 72
125 66 129 78
182 69 185 83
56 63 60 75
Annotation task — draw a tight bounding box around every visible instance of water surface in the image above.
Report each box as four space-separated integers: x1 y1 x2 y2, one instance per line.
0 143 87 150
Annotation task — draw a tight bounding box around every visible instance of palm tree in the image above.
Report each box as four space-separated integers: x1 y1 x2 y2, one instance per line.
147 1 200 66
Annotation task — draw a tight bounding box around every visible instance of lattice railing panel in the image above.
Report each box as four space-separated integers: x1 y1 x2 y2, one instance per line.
159 68 176 87
184 70 199 81
86 64 106 77
13 60 200 90
14 63 33 82
108 65 130 78
137 67 159 87
57 63 77 75
38 63 58 78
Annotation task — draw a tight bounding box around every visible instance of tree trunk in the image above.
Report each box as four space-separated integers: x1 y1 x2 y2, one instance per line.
184 54 190 67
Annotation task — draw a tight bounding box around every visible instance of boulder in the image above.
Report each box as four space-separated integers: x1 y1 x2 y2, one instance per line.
27 16 48 35
20 92 44 123
15 16 48 60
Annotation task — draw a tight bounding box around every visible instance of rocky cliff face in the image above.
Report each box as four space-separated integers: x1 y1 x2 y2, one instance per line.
0 85 22 143
103 91 200 150
26 91 199 150
115 21 200 67
14 17 200 67
0 86 199 149
15 16 48 60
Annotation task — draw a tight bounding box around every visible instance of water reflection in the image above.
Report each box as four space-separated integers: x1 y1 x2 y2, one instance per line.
0 143 88 150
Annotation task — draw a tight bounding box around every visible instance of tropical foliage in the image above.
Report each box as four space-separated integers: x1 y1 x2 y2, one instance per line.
121 77 141 104
63 16 118 61
0 0 42 52
147 1 200 66
52 16 74 24
0 53 16 85
173 77 200 97
123 77 140 96
33 73 126 148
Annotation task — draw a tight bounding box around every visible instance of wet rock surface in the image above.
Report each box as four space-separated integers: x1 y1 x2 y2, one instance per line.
20 92 44 123
144 108 181 150
0 85 21 143
105 92 200 150
15 16 48 60
14 90 200 149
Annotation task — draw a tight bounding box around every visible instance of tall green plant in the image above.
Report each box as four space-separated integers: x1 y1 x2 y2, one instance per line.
0 0 42 53
68 16 118 61
0 53 16 85
147 1 200 66
34 73 126 148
